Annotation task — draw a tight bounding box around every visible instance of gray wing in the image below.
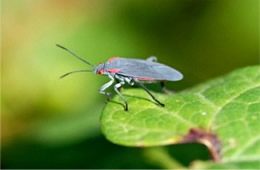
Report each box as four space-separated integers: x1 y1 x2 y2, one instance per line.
107 58 183 81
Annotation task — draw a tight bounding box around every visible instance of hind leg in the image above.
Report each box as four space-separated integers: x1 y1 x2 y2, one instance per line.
146 56 157 62
160 81 174 94
134 79 165 107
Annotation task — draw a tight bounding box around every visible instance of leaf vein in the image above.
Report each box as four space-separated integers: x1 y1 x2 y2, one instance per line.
209 85 260 128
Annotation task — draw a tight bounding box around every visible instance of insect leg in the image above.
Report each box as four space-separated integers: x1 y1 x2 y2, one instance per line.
125 77 134 86
160 81 174 94
114 81 128 111
114 79 122 91
146 56 157 62
99 74 114 100
115 75 125 91
135 79 165 107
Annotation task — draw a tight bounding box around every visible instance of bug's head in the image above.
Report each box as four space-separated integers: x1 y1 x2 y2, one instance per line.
94 63 106 75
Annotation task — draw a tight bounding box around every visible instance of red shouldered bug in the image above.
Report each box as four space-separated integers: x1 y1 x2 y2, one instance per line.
57 44 183 111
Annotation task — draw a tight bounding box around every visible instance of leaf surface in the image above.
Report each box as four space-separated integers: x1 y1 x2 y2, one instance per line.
101 66 260 167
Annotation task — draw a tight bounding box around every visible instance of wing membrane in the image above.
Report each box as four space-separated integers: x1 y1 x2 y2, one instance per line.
107 58 183 81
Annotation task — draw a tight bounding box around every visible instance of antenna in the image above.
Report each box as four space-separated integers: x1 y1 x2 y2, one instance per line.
60 70 93 79
56 44 95 67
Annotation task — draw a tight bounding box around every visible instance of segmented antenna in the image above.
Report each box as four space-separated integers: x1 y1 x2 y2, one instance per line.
56 44 95 67
60 70 93 79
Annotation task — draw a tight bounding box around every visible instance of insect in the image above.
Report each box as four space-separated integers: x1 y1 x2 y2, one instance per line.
57 44 183 111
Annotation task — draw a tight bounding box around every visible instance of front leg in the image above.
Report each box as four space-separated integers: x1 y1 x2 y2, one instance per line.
99 74 114 100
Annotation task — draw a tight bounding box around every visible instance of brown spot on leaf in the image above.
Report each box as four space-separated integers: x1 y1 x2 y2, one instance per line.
182 128 221 162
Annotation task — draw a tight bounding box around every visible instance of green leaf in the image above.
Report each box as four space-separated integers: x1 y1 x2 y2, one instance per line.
100 66 260 167
191 159 260 169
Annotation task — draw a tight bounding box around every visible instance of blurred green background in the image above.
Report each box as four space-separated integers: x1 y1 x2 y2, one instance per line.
1 0 259 168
